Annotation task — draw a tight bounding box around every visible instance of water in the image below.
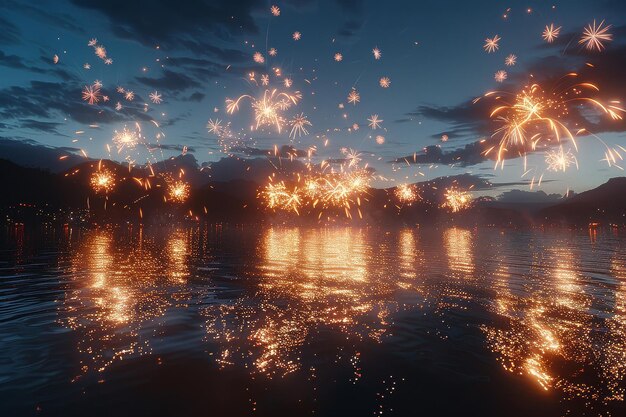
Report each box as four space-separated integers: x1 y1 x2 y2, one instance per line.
0 225 625 416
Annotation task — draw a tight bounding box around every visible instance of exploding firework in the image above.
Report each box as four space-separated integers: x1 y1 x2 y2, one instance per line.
293 31 301 41
372 47 382 60
149 91 162 104
367 114 383 129
90 167 115 193
379 77 391 88
483 73 625 168
542 24 561 43
261 180 301 214
253 52 265 64
375 135 385 145
395 184 418 204
334 53 343 62
270 5 280 16
289 113 312 139
226 89 302 134
484 35 501 53
167 179 190 203
113 126 139 152
443 188 472 212
579 20 612 51
505 54 517 66
545 146 578 172
268 48 277 56
347 89 360 105
82 84 101 105
494 70 508 83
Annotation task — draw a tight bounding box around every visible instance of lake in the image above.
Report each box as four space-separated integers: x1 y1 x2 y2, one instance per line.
1 225 625 416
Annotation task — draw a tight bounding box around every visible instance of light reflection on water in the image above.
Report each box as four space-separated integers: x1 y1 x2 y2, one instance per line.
0 225 625 416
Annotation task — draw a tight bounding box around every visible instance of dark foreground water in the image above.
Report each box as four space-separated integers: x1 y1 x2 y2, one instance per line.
0 225 625 417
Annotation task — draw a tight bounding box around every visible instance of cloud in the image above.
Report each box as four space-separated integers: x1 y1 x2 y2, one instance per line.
496 189 563 204
185 92 205 102
146 143 196 153
136 69 200 92
0 16 20 44
335 0 365 39
0 137 86 172
231 144 313 158
393 142 489 167
19 119 65 134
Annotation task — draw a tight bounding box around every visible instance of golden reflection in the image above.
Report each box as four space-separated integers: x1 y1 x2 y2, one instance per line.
443 227 474 275
203 227 403 377
60 229 191 374
482 242 625 407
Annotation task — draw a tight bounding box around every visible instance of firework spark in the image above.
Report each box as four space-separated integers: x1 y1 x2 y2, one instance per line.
379 77 391 88
253 52 265 64
270 5 280 16
226 89 302 134
484 35 501 53
207 118 223 135
395 184 418 204
494 70 508 83
113 126 139 152
579 20 612 51
167 179 190 203
293 31 301 41
372 47 381 60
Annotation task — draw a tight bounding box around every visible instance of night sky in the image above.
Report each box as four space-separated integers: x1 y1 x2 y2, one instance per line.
1 0 626 195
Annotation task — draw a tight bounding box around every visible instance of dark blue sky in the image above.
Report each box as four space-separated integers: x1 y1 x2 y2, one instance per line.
1 0 625 194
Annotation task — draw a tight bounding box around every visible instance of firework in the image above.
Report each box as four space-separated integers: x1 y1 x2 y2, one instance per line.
505 54 517 66
268 48 277 56
372 47 382 60
261 74 270 85
484 74 625 167
542 24 561 43
253 52 265 64
289 113 312 139
293 31 301 41
334 53 343 62
94 45 107 59
167 179 190 203
347 89 360 105
545 146 578 172
125 91 135 101
379 77 391 88
443 188 472 212
261 180 301 214
226 89 302 134
375 135 385 145
90 168 115 193
149 91 162 104
88 38 97 47
53 54 59 64
270 5 280 16
579 20 612 51
494 70 507 83
113 126 139 152
367 114 383 129
484 35 501 53
284 78 292 88
395 184 418 204
115 102 122 111
84 63 91 70
207 118 223 135
82 84 101 105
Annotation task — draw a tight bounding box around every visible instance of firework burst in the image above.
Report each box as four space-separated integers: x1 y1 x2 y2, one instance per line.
542 24 561 43
443 188 472 212
167 179 190 203
379 77 391 88
347 89 360 105
395 184 418 204
226 89 302 134
484 35 501 53
90 167 115 193
82 84 101 105
579 20 612 51
367 114 383 129
545 146 578 172
289 113 312 139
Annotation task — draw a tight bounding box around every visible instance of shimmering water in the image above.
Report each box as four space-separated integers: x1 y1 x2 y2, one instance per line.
1 225 625 416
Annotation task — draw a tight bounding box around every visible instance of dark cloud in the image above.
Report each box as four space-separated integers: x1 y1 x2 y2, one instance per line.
231 144 313 158
0 80 154 126
0 50 44 72
0 16 20 44
2 1 85 34
335 0 365 39
146 143 196 153
136 69 200 92
393 142 489 167
185 92 205 102
19 119 65 134
70 0 262 54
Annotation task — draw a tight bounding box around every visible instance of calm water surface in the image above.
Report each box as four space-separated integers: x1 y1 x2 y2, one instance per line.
0 225 625 416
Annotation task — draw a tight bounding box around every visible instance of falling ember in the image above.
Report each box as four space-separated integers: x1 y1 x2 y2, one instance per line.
483 35 501 53
545 146 578 172
394 184 418 204
167 180 190 203
579 20 612 51
442 188 472 212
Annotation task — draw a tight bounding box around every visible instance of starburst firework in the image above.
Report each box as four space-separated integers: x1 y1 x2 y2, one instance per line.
579 20 612 51
484 35 501 53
